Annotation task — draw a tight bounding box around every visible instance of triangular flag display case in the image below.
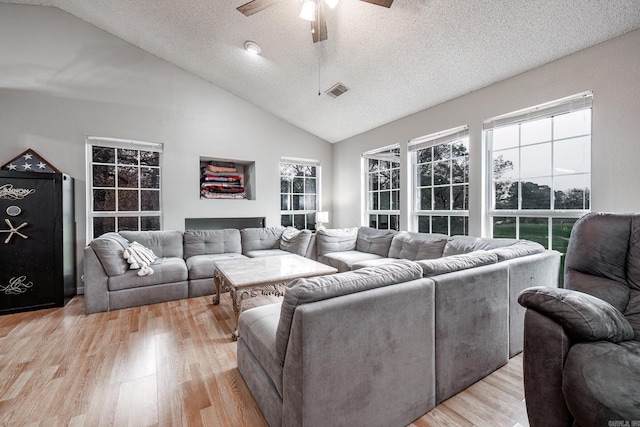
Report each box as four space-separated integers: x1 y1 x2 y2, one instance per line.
0 151 75 314
2 148 61 173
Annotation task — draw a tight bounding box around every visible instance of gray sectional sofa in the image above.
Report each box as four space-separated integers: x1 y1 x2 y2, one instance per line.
84 224 561 426
83 227 312 314
237 234 561 427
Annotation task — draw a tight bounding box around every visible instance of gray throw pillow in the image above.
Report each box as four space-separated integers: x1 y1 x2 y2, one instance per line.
518 286 634 343
316 227 358 256
388 231 448 260
280 227 312 256
442 236 480 256
356 227 395 257
89 232 130 276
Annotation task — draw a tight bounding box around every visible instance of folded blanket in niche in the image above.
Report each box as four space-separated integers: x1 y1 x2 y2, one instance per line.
206 163 237 173
201 191 246 199
201 184 245 193
201 181 242 188
201 175 243 183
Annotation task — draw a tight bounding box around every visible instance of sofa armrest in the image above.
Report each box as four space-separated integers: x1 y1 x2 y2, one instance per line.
518 286 634 343
522 309 573 427
83 246 110 314
430 263 509 403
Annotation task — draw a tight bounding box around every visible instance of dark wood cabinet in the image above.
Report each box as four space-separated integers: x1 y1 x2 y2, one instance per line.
0 171 75 314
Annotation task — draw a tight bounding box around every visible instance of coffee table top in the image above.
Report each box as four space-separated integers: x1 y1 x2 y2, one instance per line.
214 254 337 288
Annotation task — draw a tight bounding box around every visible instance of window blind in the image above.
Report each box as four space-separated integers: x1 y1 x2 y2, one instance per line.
483 91 593 130
408 125 469 152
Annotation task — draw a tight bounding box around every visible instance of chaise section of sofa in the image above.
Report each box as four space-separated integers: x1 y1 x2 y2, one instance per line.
316 227 398 272
237 259 436 427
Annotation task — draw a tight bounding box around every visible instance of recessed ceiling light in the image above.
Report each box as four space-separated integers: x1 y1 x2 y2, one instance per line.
244 41 261 55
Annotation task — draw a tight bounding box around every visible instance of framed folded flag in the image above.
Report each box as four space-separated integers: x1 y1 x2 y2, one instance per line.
2 149 60 173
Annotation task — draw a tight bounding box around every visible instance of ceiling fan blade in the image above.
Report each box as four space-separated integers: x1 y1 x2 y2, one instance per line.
359 0 393 7
311 2 327 43
237 0 281 16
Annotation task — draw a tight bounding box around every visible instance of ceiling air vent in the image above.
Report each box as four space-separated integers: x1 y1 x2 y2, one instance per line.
325 83 350 98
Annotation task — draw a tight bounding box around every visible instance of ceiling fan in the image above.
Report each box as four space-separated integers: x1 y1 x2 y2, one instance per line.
237 0 394 43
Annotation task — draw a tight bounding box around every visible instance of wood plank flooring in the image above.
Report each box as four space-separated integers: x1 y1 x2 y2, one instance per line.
0 295 529 426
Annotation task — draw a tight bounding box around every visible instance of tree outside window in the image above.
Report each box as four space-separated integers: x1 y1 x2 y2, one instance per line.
486 93 592 283
412 128 469 236
363 146 400 230
88 141 162 240
280 160 320 230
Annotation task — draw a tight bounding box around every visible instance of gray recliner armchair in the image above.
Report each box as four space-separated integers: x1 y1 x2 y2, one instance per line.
518 212 640 426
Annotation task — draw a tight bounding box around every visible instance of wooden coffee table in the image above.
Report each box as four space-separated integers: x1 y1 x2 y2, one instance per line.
212 254 337 340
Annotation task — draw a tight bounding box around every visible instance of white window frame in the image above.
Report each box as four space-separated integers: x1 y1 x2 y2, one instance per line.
409 125 470 236
484 91 592 250
86 136 163 241
362 144 401 230
279 157 321 230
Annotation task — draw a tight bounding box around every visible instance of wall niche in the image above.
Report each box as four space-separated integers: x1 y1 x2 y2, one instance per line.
199 156 255 200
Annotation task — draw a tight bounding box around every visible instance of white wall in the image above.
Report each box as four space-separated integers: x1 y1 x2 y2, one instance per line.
333 28 640 234
0 5 333 290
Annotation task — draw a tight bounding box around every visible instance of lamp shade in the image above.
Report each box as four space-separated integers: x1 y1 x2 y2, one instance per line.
316 211 329 223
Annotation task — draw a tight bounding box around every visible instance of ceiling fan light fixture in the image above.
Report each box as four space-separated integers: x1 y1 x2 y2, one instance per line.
324 0 339 9
299 0 316 21
244 40 262 55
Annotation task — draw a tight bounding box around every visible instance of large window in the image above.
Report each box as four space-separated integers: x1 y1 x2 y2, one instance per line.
363 145 400 230
280 158 320 230
87 137 162 240
485 92 592 256
411 126 469 235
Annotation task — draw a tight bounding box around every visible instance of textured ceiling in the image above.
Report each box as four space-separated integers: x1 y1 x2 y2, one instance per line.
3 0 640 142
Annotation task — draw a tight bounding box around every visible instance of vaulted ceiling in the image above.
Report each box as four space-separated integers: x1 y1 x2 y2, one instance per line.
3 0 640 142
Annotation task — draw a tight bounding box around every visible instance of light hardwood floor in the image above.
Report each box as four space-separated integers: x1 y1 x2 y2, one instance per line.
0 295 529 427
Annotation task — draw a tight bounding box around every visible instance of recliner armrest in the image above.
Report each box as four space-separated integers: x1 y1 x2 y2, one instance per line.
518 286 634 343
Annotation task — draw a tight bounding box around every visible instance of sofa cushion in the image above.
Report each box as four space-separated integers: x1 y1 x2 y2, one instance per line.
89 232 130 276
442 236 480 256
119 230 184 258
183 229 241 259
316 227 358 257
563 341 640 427
186 253 247 280
518 286 635 343
241 227 284 253
488 240 545 261
388 231 448 260
320 250 384 273
279 227 312 256
245 249 292 258
356 227 396 256
275 259 423 363
472 237 521 250
443 236 522 256
351 258 397 270
238 302 284 396
417 251 499 277
107 257 188 291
